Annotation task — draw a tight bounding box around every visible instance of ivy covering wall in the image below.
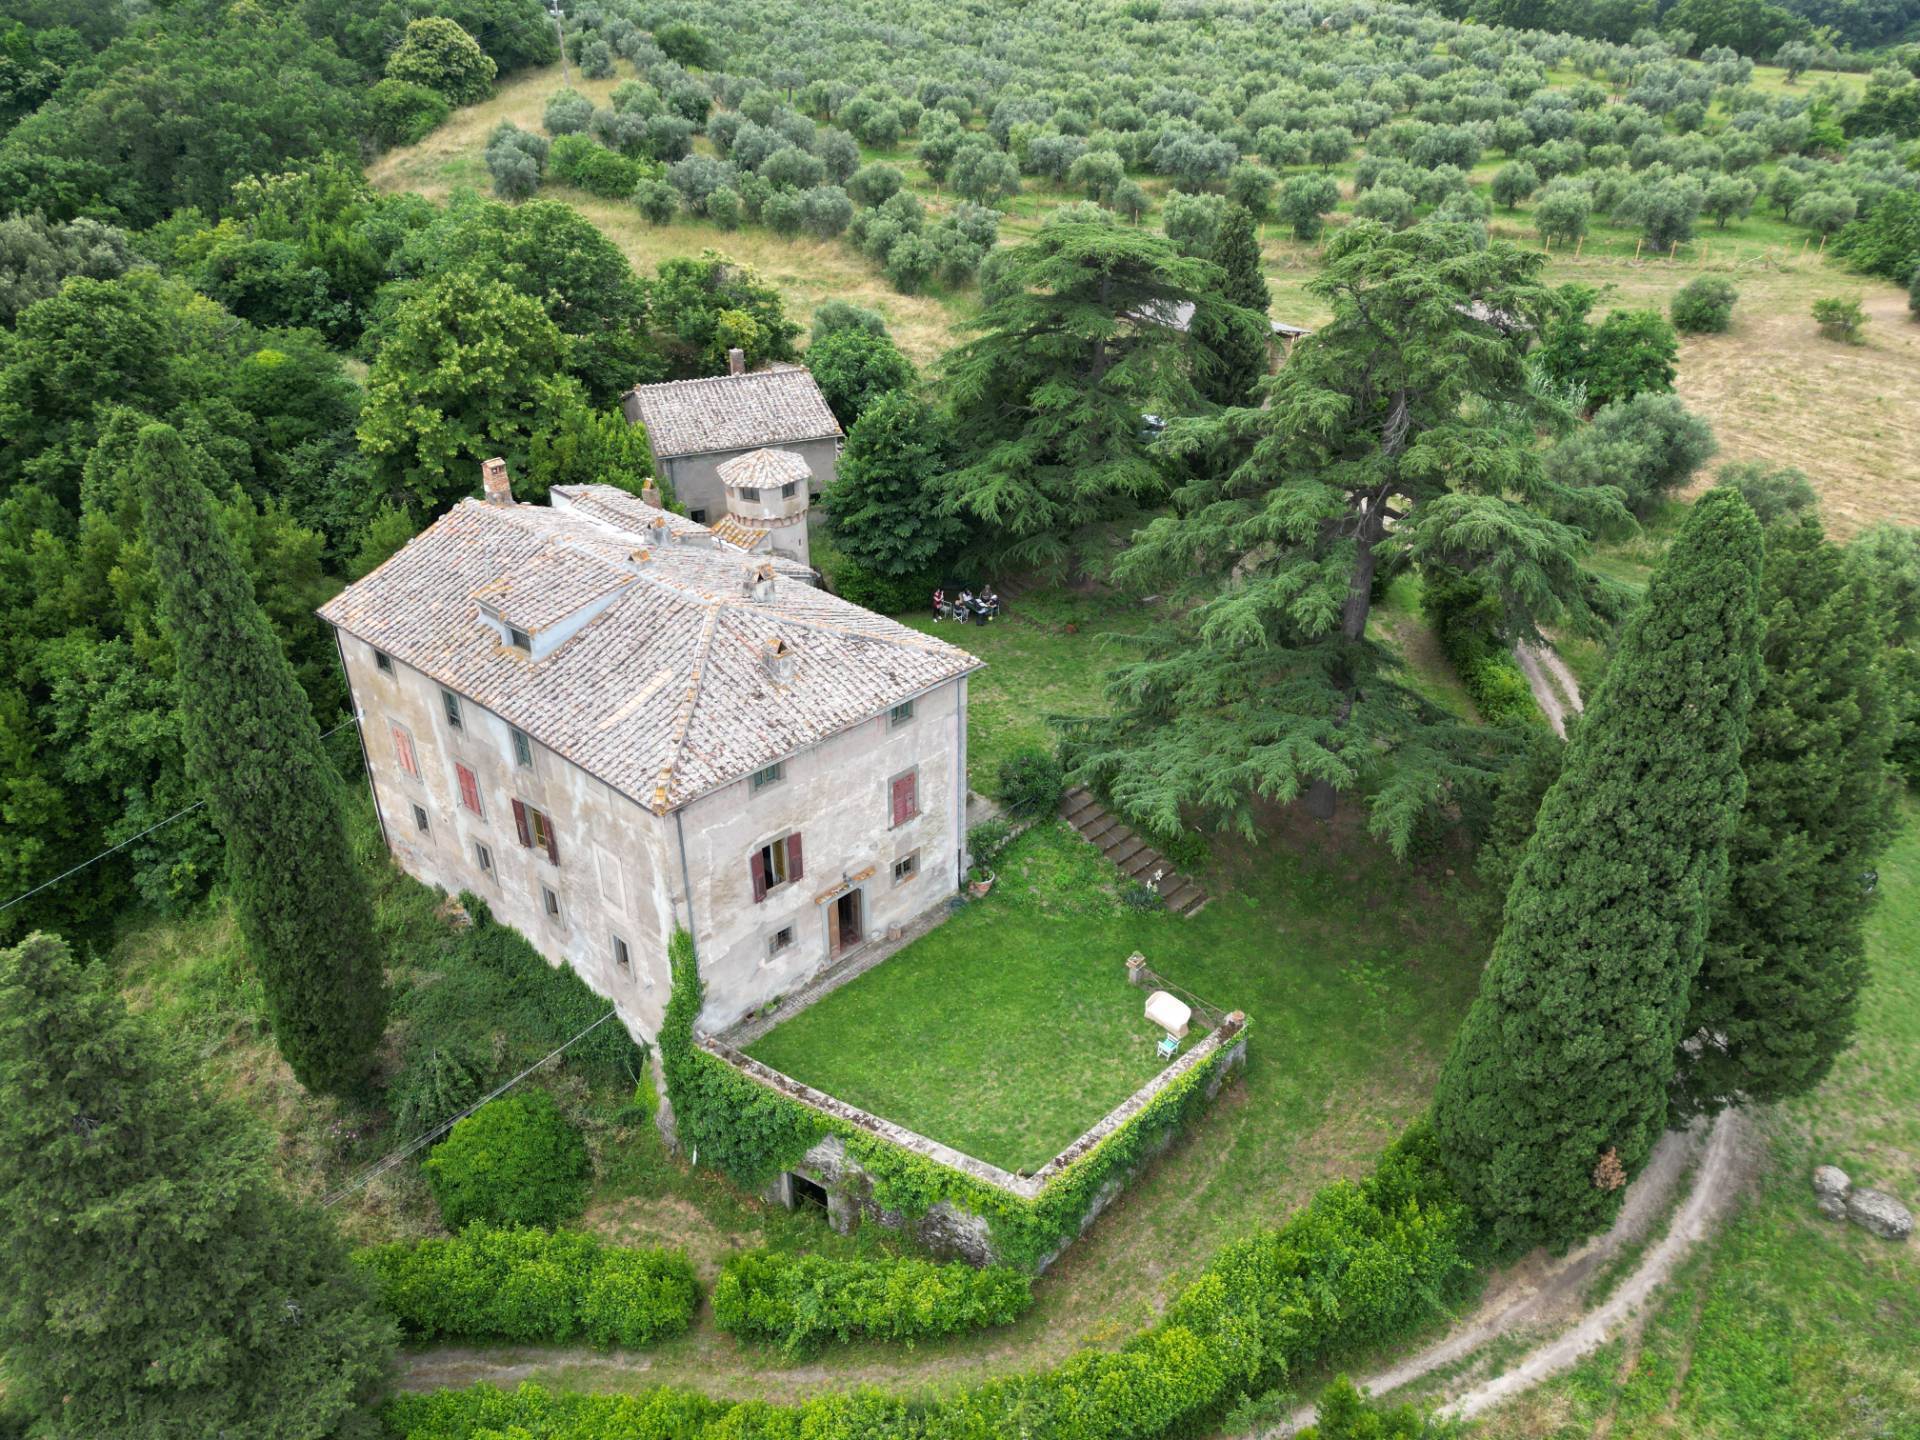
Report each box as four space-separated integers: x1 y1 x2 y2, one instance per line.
384 1124 1481 1439
657 929 1246 1272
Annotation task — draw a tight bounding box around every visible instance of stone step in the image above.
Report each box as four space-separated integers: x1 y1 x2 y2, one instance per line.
1161 881 1204 914
1062 793 1102 826
1122 848 1166 880
1107 835 1148 866
1082 815 1124 845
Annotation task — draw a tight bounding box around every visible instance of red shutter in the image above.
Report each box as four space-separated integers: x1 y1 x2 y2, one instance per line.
456 764 481 815
891 773 916 826
750 848 767 903
512 798 531 848
786 831 803 882
392 725 417 778
543 814 559 866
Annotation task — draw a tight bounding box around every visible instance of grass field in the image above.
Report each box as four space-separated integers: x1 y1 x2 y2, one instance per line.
895 587 1153 796
1474 803 1920 1438
748 822 1200 1172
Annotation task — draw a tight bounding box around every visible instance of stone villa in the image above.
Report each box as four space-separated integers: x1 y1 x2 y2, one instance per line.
621 351 842 567
319 461 980 1042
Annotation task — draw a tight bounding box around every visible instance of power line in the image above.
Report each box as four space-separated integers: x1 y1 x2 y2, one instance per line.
319 1007 623 1208
0 714 361 917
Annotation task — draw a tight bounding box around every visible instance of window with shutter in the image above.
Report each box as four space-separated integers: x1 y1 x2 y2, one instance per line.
455 763 483 816
890 770 918 827
751 832 802 902
391 723 418 779
512 798 531 847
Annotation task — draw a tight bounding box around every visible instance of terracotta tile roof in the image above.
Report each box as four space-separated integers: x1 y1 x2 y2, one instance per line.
320 488 975 812
626 365 841 459
550 486 812 578
716 447 811 490
707 514 769 551
471 537 636 633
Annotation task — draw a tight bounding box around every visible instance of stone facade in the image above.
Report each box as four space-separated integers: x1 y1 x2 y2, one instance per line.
661 434 840 530
326 478 977 1048
347 631 971 1043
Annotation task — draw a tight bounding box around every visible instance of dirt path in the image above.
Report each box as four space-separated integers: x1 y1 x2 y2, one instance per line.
1260 1109 1754 1436
1513 641 1584 738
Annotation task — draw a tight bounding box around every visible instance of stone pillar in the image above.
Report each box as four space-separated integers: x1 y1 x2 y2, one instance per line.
1126 952 1148 987
826 1185 860 1235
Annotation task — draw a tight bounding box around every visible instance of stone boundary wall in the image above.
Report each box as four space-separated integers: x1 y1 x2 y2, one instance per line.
701 1012 1248 1268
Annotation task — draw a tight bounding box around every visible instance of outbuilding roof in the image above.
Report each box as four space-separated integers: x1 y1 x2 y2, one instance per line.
320 487 976 812
716 447 812 490
624 365 841 459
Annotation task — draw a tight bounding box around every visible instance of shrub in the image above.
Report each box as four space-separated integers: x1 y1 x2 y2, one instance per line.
385 892 644 1138
812 300 890 343
633 178 678 225
966 817 1014 870
712 1251 1031 1356
543 88 594 136
424 1091 591 1231
1812 296 1867 344
548 134 649 200
368 78 451 148
1670 276 1738 334
386 1125 1478 1440
1713 460 1817 524
1421 572 1544 730
998 747 1064 820
356 1225 697 1348
828 558 927 614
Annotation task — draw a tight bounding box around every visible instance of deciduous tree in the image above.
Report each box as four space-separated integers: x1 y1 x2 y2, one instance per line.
825 391 969 576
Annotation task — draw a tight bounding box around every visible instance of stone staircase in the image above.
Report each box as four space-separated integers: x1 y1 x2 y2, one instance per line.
1059 786 1209 917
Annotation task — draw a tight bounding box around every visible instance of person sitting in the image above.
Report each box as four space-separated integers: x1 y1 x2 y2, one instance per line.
956 589 975 623
980 587 1000 620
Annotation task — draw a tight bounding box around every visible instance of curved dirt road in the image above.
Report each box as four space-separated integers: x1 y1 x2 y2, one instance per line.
1262 1110 1753 1435
1513 641 1584 738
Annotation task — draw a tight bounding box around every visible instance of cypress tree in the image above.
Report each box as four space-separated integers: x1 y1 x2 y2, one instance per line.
0 931 394 1436
137 423 387 1095
1433 489 1765 1252
1672 517 1898 1116
1193 204 1273 407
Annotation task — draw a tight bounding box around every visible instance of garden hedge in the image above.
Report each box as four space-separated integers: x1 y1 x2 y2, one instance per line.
656 930 1244 1272
383 1126 1481 1438
1420 572 1547 731
355 1224 697 1349
712 1250 1032 1356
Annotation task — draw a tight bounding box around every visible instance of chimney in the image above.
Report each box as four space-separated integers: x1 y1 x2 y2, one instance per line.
481 457 513 506
743 561 777 603
727 347 746 376
761 634 797 684
641 479 663 508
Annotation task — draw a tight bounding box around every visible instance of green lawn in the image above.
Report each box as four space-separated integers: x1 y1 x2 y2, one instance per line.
747 822 1203 1171
897 588 1155 798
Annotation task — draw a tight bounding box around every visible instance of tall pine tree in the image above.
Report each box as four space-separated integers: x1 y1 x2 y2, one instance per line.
1672 517 1898 1116
0 931 394 1436
1433 489 1764 1252
938 218 1245 575
138 423 387 1095
1192 204 1273 408
1069 221 1618 852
